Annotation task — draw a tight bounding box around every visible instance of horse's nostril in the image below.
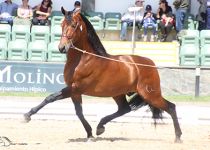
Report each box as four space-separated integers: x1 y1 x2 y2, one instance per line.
59 46 66 53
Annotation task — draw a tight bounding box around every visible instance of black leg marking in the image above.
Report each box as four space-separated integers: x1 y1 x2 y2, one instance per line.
24 87 71 122
96 95 131 136
72 96 93 138
165 99 182 143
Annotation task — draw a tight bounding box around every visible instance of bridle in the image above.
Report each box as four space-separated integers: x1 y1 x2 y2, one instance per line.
59 20 80 53
61 21 79 40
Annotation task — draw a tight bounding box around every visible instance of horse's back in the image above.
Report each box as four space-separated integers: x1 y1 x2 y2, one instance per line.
111 54 157 68
131 55 156 67
110 54 160 83
112 54 161 87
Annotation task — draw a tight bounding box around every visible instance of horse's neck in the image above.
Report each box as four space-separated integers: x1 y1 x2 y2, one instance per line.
64 40 93 79
75 39 94 54
67 39 93 62
67 49 81 65
67 40 94 66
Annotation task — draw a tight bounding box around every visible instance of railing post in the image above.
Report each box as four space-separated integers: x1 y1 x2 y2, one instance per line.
131 10 136 54
195 67 200 97
128 7 142 54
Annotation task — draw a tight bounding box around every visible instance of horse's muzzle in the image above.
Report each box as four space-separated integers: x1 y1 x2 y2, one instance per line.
58 46 67 53
58 47 66 53
58 41 72 53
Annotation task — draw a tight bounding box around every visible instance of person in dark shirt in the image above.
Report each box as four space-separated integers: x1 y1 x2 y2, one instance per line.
32 0 52 25
73 1 81 13
196 0 207 31
157 0 174 42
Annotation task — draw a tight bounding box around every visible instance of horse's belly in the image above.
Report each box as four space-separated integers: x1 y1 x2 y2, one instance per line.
82 83 135 97
72 66 137 97
83 90 122 97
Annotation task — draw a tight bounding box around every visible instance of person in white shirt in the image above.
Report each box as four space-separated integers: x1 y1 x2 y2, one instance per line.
120 0 144 41
13 0 33 25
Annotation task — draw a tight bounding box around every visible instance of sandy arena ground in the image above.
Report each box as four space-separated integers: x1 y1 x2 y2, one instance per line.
0 96 210 150
0 119 210 150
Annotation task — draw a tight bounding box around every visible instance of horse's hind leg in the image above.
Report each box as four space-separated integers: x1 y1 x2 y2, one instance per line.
138 89 182 142
164 98 182 143
24 86 71 122
96 95 131 136
71 95 93 138
150 97 182 142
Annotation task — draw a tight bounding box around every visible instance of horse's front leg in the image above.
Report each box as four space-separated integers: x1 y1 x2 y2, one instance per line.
96 95 131 135
71 95 93 138
23 86 71 122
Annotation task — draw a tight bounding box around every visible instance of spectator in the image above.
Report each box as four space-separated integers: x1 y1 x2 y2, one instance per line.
157 0 172 20
173 0 189 33
196 0 207 31
120 0 144 41
157 0 174 42
73 1 81 13
32 0 52 25
142 5 157 42
0 0 18 25
13 0 33 25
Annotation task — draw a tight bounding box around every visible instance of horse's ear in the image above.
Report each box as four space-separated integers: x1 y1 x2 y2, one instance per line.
61 7 67 15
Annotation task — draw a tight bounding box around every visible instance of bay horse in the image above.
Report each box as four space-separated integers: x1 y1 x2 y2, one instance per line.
24 7 182 142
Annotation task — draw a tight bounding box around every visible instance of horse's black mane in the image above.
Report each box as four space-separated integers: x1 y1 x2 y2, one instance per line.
80 14 108 57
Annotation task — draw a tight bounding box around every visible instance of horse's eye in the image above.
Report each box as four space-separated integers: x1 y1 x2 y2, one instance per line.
71 24 76 28
71 23 77 28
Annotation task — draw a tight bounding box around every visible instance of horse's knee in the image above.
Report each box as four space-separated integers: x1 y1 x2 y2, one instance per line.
45 92 62 103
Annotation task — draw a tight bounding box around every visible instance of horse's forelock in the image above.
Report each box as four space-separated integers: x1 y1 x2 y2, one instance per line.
66 15 72 22
64 11 74 23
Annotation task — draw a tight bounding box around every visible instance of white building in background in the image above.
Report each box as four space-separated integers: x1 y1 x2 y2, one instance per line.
13 0 199 16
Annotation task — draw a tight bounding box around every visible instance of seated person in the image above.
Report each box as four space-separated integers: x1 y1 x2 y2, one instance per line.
196 0 207 31
120 0 144 41
142 5 157 42
73 1 81 13
13 0 33 25
157 0 174 42
159 13 175 42
0 0 18 25
32 0 52 25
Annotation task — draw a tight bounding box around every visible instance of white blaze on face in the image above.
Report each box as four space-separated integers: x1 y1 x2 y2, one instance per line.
80 25 83 31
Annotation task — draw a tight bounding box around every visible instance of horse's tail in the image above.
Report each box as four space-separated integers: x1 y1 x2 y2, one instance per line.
127 93 163 126
148 104 163 126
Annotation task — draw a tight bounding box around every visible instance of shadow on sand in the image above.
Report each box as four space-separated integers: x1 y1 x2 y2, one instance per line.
67 137 130 143
67 136 165 143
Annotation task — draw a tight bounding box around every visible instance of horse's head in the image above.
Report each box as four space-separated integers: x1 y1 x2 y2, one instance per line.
58 7 85 53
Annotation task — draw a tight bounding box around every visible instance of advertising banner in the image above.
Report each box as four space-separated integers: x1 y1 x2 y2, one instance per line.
0 61 66 93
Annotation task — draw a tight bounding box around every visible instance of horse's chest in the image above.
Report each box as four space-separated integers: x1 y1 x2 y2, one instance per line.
71 67 94 84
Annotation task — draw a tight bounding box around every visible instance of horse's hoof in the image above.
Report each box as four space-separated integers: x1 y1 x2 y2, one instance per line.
96 126 105 136
174 138 183 143
87 136 95 142
23 114 31 123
